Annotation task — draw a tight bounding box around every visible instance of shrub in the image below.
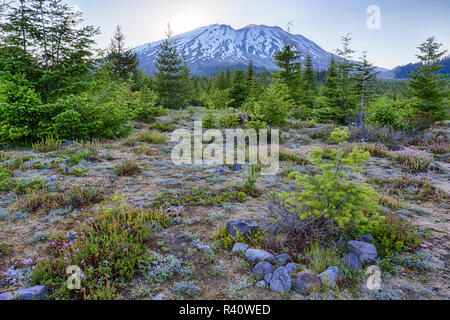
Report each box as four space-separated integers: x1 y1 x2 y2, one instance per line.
369 173 447 203
212 225 265 251
137 130 167 144
219 109 239 128
279 128 385 231
32 194 171 299
367 96 404 130
359 214 421 257
32 135 61 153
389 148 433 173
279 149 310 166
149 122 175 132
133 87 167 123
202 108 218 129
245 82 292 127
0 241 11 256
114 158 141 176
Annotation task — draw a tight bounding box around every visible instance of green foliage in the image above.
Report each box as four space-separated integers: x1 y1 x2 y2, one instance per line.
32 135 61 153
152 187 247 208
359 214 421 257
280 128 385 231
219 109 239 128
133 87 167 123
212 226 265 251
32 194 171 299
114 158 141 176
137 130 167 145
245 81 293 127
367 96 404 130
0 240 11 257
241 164 261 196
229 69 249 108
279 150 310 166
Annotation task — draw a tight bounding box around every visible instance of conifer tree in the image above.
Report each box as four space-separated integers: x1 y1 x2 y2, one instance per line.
225 66 231 88
353 51 378 125
408 37 448 123
335 33 356 123
229 69 249 108
274 42 303 102
106 25 139 81
301 54 318 108
154 23 191 109
316 57 341 123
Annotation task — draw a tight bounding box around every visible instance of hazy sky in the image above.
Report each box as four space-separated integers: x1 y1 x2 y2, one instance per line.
67 0 450 69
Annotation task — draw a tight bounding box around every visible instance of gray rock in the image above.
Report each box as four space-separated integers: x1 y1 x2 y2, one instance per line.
318 267 342 288
68 232 77 241
361 234 375 244
0 285 47 300
264 273 273 283
173 217 182 224
344 253 362 271
293 273 321 296
347 241 378 265
245 249 275 263
252 262 274 281
232 242 249 254
285 263 297 274
256 280 266 288
226 220 260 239
233 164 242 171
153 294 164 300
269 267 292 293
275 253 291 266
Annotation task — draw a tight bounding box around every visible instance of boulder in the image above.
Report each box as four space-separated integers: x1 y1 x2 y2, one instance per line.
252 262 274 281
269 267 292 293
293 273 321 295
344 253 362 271
347 241 378 265
264 273 273 283
285 263 297 274
275 253 291 266
232 242 249 254
318 267 342 288
361 234 375 244
0 285 47 300
226 220 260 239
245 249 275 263
256 280 266 288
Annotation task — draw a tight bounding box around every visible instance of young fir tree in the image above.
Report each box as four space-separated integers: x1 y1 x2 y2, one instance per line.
316 57 341 123
274 41 303 102
105 25 139 81
353 51 379 125
214 70 227 90
301 54 318 108
246 60 259 97
229 69 249 108
225 66 231 88
154 23 191 109
408 37 448 123
335 33 356 123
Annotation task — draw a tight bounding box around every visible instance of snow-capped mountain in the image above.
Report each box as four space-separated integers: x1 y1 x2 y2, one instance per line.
133 24 337 75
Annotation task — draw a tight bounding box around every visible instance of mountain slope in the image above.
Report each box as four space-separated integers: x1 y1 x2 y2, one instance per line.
379 56 450 79
133 24 337 75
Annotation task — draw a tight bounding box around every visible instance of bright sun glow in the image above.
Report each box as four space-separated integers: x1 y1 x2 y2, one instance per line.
168 10 210 35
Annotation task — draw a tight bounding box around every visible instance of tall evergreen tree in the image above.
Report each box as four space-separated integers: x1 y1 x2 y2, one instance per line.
105 25 139 81
229 69 249 108
301 54 318 108
154 23 191 109
225 66 231 88
353 51 378 125
408 37 448 123
1 0 34 52
274 42 303 102
316 57 341 123
335 33 356 123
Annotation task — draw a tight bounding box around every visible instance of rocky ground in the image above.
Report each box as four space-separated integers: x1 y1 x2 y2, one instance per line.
0 107 449 300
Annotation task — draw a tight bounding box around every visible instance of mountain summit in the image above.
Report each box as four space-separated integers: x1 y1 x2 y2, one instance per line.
133 24 335 75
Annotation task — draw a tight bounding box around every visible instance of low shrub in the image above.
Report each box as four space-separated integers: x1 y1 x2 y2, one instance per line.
32 194 172 299
114 158 141 176
389 148 433 173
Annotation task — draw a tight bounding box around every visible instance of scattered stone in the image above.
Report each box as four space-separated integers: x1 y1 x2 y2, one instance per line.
256 280 266 288
293 273 321 296
252 262 274 281
153 294 164 300
233 164 242 171
347 241 378 265
361 234 375 244
275 253 291 266
318 267 342 288
0 285 47 300
285 263 297 274
245 249 275 263
344 253 362 271
269 267 292 293
68 232 77 241
232 243 249 254
226 220 260 239
173 217 182 224
264 273 273 283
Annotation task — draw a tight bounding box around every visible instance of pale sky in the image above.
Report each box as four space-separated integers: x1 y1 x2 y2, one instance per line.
67 0 450 69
